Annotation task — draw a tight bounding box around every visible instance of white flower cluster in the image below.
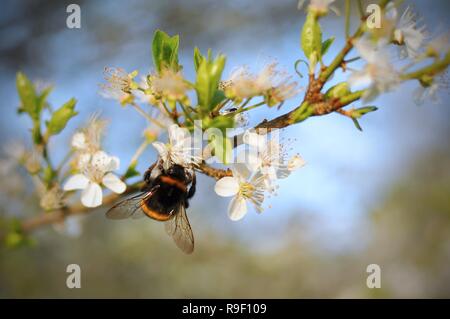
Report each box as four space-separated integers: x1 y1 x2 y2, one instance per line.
349 38 400 102
63 117 126 208
348 5 433 102
62 119 305 222
152 124 202 170
214 131 305 221
224 62 300 105
101 67 191 106
148 124 305 222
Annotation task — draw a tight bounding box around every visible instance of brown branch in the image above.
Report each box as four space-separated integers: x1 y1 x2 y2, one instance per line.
196 162 232 180
20 181 144 233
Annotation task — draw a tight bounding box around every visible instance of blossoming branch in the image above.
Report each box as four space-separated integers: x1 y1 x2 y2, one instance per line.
1 0 449 248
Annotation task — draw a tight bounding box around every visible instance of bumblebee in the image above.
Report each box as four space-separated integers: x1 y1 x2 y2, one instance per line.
106 161 196 254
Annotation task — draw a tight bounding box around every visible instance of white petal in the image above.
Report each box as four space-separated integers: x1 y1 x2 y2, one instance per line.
215 176 239 197
152 141 168 159
349 70 373 88
81 182 103 207
71 132 87 150
288 155 306 171
231 163 251 180
63 174 90 191
228 196 248 221
102 173 126 194
264 166 278 180
77 153 91 170
91 151 111 172
107 156 120 171
168 124 183 144
244 150 262 172
243 131 267 150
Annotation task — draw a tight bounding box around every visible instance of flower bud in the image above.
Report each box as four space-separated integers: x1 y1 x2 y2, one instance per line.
325 82 350 99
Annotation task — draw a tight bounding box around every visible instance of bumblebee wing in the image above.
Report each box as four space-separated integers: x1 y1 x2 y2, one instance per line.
164 205 194 254
106 189 156 220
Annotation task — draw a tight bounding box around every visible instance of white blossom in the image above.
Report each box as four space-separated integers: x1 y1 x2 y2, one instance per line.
244 133 306 191
150 69 190 102
132 76 159 105
71 115 107 155
349 39 399 101
393 7 427 58
152 124 201 170
142 108 173 142
100 67 137 104
426 33 450 58
65 117 125 208
214 164 266 221
63 150 126 208
224 63 300 103
414 73 448 105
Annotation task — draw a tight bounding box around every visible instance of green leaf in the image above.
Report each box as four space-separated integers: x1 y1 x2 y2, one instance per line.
208 115 234 131
325 82 350 99
124 163 140 179
193 47 204 72
16 72 39 120
352 118 363 131
36 86 53 111
152 29 180 74
353 106 378 118
211 89 226 108
195 53 226 111
321 37 335 56
45 98 78 135
301 12 322 63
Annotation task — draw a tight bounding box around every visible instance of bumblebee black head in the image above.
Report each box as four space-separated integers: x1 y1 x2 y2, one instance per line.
167 164 188 181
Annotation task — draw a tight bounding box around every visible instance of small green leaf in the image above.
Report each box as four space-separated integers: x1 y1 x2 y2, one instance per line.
16 72 39 120
321 37 335 56
208 115 234 131
37 86 53 111
152 29 180 74
301 12 322 63
124 164 140 179
211 89 226 109
353 106 378 118
193 47 205 72
325 82 350 99
46 98 78 136
352 117 363 131
195 53 226 112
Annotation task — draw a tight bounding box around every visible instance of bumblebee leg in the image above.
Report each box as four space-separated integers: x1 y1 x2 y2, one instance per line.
141 162 157 191
143 162 157 183
187 173 196 199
